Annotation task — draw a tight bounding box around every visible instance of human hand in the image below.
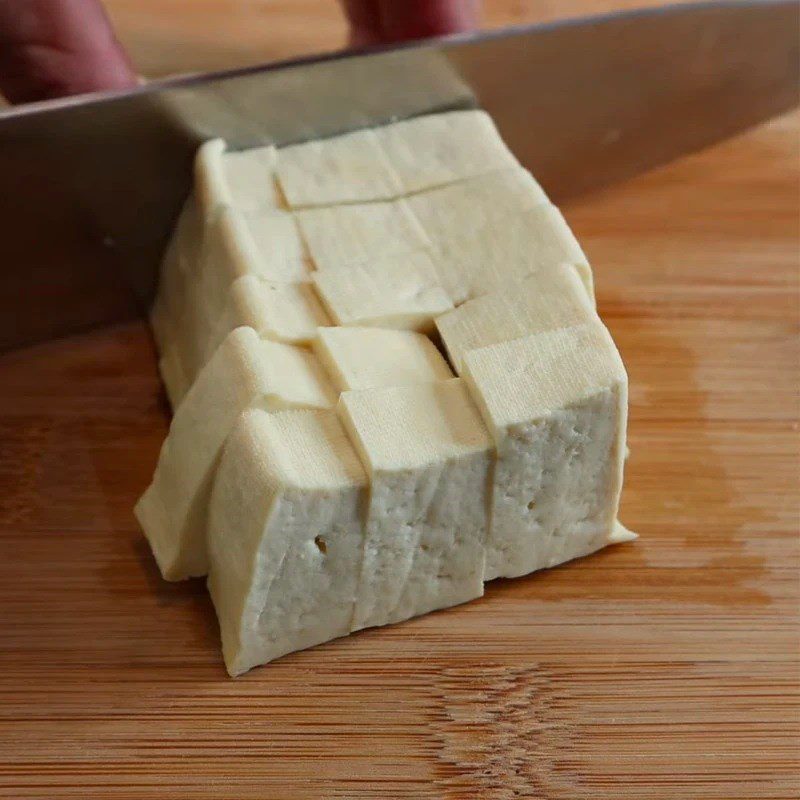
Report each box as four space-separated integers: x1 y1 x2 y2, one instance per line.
0 0 478 104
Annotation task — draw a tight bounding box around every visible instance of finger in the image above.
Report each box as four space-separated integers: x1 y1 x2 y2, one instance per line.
342 0 479 46
0 0 136 104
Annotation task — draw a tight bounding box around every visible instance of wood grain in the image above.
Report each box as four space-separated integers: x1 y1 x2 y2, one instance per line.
0 3 798 798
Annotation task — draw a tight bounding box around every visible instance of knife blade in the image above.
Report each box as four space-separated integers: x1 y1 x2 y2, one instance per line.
0 0 796 351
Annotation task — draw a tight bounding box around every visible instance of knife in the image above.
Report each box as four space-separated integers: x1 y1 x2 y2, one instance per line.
0 0 796 352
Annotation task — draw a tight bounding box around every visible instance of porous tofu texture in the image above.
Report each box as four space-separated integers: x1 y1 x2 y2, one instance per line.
461 323 628 580
140 111 636 675
338 379 493 631
208 408 368 676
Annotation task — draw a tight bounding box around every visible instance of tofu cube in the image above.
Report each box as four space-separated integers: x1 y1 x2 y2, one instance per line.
407 167 548 246
313 326 453 392
135 327 336 581
312 251 452 332
195 139 282 216
276 128 403 206
376 109 519 193
338 379 493 631
207 408 368 675
435 267 595 372
295 199 430 271
461 323 628 580
431 204 595 304
206 275 331 357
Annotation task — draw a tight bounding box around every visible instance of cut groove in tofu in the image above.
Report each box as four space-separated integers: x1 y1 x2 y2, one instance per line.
337 379 493 631
195 138 282 216
435 267 596 372
430 204 595 305
275 128 403 206
407 168 548 247
313 326 453 392
207 408 368 675
461 323 628 581
295 199 431 271
206 275 331 357
312 251 452 333
375 109 519 194
135 327 336 581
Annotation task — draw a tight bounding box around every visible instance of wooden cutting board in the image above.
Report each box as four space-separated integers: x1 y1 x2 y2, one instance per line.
0 4 797 798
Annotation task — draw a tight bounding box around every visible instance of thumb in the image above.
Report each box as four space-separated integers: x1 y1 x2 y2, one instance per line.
0 0 136 104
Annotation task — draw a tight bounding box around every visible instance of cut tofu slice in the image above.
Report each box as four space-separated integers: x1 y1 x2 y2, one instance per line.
431 204 595 304
195 138 282 215
312 251 452 332
461 323 628 581
435 267 596 371
295 199 430 271
205 275 331 359
313 326 453 392
338 379 493 631
376 109 518 194
135 327 336 581
407 167 548 246
207 408 368 675
275 128 403 206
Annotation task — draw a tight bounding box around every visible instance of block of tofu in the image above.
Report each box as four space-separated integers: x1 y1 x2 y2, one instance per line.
461 323 628 581
431 204 595 304
135 327 336 581
275 128 403 206
407 168 548 246
312 251 452 332
313 326 453 392
435 267 596 371
376 109 518 193
207 408 368 675
195 138 282 215
295 199 430 271
205 275 331 362
338 379 493 631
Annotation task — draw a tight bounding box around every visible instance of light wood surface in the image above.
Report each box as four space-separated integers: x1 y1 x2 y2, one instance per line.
0 3 798 798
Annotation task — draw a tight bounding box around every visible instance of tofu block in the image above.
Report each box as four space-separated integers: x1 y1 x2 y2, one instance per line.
313 326 453 392
338 379 493 631
207 408 368 675
195 138 282 215
407 168 548 245
205 275 331 358
461 323 628 580
312 251 452 332
435 267 596 371
431 204 595 304
135 327 336 581
275 128 403 206
376 109 519 193
295 199 430 271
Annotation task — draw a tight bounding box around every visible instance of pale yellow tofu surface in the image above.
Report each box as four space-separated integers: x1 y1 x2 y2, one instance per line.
313 326 453 392
207 408 367 675
135 327 336 582
338 379 493 631
375 109 518 193
312 250 452 332
275 128 403 206
435 267 596 372
295 199 431 271
462 323 628 580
